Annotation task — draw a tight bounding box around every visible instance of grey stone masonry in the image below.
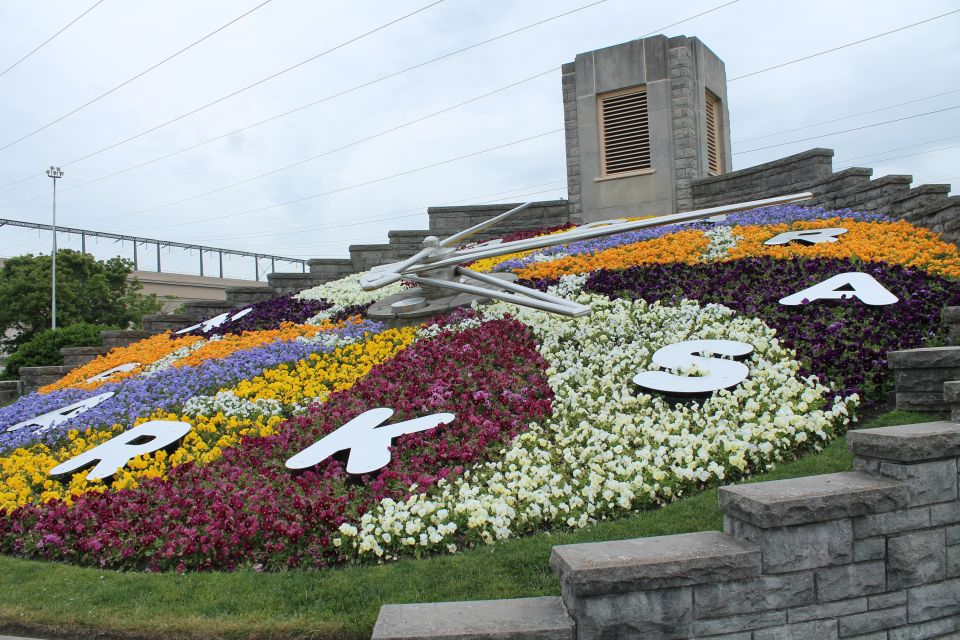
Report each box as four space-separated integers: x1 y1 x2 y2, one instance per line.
18 365 72 395
428 201 569 240
142 314 193 334
59 346 109 368
0 380 20 403
889 346 960 412
372 597 574 640
265 273 333 297
945 381 960 423
100 330 156 349
224 285 273 307
945 307 960 347
182 299 233 323
687 145 957 245
375 421 960 639
689 148 835 210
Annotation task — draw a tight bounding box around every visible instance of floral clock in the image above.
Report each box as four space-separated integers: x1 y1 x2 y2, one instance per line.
0 203 957 572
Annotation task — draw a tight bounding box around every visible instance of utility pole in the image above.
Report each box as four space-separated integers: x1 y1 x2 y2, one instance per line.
46 166 63 330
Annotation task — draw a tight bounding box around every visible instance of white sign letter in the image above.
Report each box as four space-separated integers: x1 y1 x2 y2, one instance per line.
48 420 192 482
286 408 455 475
779 272 898 306
174 307 253 335
764 228 847 246
6 392 115 434
85 362 140 383
633 340 753 396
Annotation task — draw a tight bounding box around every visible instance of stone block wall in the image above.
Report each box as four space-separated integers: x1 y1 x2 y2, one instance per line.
688 147 957 245
373 421 960 639
18 365 73 395
427 201 570 240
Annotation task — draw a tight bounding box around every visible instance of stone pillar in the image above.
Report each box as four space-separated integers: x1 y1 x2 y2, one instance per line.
563 35 730 222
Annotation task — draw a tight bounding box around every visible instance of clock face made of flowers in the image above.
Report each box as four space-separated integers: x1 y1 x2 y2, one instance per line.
0 193 956 572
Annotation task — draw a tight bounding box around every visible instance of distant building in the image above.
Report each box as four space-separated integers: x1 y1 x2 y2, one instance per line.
563 35 731 222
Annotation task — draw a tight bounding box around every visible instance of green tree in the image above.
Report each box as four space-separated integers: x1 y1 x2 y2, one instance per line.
0 250 162 352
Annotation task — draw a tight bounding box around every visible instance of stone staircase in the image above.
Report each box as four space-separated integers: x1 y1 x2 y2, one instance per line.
373 421 960 639
889 307 960 414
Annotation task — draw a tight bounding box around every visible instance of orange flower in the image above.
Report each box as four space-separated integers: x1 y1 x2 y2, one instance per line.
41 333 202 393
726 219 960 278
171 321 335 368
514 229 708 280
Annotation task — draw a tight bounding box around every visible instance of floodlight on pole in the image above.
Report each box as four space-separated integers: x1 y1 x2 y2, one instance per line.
45 165 63 330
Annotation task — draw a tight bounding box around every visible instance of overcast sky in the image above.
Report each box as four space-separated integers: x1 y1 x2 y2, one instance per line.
0 0 957 279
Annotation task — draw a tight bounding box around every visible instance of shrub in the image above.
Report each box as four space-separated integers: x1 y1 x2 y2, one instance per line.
3 323 110 378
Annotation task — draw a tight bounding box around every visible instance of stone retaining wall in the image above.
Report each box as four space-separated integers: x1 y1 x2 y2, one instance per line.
688 148 958 245
373 421 960 639
18 365 72 395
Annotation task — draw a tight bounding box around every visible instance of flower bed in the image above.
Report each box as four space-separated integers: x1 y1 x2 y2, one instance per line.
0 205 957 571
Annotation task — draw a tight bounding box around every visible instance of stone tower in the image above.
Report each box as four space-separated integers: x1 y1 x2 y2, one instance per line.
563 35 732 222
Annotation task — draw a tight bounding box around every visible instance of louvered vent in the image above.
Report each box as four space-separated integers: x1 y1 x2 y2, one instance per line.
599 87 650 176
705 91 723 177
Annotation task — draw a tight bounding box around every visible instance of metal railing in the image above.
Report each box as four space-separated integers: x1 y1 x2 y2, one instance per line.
0 217 307 281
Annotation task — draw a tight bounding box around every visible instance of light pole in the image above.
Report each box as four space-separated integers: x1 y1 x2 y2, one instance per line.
46 166 63 330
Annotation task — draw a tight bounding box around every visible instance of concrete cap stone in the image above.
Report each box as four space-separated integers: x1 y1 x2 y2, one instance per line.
101 330 154 339
59 346 109 355
848 421 960 462
549 531 760 596
372 596 574 640
887 346 960 370
719 472 907 528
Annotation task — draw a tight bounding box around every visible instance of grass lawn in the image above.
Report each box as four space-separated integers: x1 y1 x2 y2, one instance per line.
0 410 944 640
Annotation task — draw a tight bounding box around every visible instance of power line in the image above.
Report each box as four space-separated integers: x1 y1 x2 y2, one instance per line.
0 0 448 186
0 0 105 79
733 105 960 155
0 0 737 212
192 179 567 242
0 66 555 211
77 68 558 225
122 129 563 233
833 134 960 165
732 88 960 145
0 0 275 152
0 0 608 193
836 142 960 170
636 0 739 38
729 8 960 82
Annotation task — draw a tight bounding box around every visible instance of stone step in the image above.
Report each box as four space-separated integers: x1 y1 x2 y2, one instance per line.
847 174 913 210
308 257 354 277
551 531 760 597
142 314 193 334
848 420 960 463
224 285 273 307
101 330 156 349
719 472 908 529
373 597 573 640
267 272 338 296
18 365 72 395
888 346 960 412
0 380 20 403
182 299 233 322
60 346 109 368
888 183 952 218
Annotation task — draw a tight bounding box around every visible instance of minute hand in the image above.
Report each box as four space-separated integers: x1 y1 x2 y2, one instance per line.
407 192 812 273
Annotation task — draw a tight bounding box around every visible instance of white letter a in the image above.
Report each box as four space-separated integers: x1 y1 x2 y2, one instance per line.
779 272 898 306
